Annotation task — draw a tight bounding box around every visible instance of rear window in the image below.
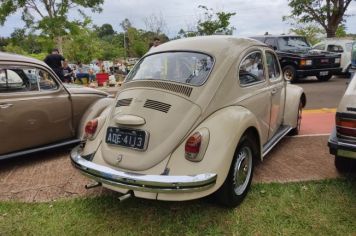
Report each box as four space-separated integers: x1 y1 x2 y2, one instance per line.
125 52 214 86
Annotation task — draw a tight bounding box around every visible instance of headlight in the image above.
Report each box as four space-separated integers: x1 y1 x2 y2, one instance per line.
300 59 312 66
335 58 341 64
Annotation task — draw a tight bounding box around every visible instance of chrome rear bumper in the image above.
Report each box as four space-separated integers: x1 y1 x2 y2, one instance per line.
70 146 217 193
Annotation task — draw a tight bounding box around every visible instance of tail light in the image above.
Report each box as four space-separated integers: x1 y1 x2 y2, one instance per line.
336 115 356 138
185 132 202 161
85 119 98 139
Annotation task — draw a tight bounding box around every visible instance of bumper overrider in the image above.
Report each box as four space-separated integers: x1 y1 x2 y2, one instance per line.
70 145 217 193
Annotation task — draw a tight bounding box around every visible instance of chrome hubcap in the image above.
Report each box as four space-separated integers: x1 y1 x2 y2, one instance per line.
284 70 293 81
233 146 252 195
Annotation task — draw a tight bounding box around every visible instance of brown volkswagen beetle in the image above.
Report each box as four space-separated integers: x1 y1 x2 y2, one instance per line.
0 52 114 160
71 36 306 207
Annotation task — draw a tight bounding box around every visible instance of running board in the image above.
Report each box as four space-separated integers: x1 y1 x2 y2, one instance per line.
0 139 81 160
262 126 292 158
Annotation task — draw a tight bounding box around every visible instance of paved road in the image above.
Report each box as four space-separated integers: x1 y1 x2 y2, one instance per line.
296 76 350 109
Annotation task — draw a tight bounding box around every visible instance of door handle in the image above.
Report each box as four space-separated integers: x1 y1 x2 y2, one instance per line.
271 89 278 95
0 103 13 109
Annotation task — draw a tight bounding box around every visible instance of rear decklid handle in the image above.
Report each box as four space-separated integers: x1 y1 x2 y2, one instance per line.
114 114 146 126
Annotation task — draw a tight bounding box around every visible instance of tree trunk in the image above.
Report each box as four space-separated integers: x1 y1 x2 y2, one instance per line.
55 36 63 54
326 28 336 38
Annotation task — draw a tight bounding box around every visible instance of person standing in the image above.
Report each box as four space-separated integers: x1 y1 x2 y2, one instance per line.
44 48 65 82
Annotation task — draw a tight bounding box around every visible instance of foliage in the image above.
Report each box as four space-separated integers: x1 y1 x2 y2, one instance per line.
289 23 324 45
197 5 236 35
94 24 116 38
0 179 355 235
285 0 355 38
62 26 103 63
0 0 104 49
336 24 347 38
176 5 236 38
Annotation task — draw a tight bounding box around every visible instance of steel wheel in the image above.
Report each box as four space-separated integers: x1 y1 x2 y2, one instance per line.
215 134 257 207
283 65 297 83
233 146 253 195
284 69 293 81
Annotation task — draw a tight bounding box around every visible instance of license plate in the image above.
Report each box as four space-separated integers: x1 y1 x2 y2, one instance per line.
320 59 329 63
319 71 329 76
106 127 148 150
337 149 356 159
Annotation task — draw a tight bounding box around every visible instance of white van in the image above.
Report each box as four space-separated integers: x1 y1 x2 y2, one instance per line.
313 38 355 77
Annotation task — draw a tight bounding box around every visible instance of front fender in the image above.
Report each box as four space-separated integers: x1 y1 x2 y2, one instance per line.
158 106 262 201
284 84 306 128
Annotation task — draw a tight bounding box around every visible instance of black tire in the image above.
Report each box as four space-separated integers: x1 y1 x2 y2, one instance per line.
216 134 257 207
335 156 354 172
289 100 303 135
345 66 352 78
316 74 332 81
283 65 297 83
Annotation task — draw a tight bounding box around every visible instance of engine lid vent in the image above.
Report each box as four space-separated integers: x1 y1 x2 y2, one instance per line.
143 99 172 113
121 81 193 97
116 98 133 107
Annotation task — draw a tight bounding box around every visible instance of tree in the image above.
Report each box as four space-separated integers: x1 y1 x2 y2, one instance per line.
289 24 324 45
197 5 236 35
0 0 104 51
143 12 167 36
95 24 116 38
285 0 355 38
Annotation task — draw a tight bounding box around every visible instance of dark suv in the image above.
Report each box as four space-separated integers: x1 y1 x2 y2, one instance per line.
252 35 342 82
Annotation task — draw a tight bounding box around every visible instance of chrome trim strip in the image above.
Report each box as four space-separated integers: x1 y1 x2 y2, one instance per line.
70 146 217 193
262 126 292 157
0 139 81 160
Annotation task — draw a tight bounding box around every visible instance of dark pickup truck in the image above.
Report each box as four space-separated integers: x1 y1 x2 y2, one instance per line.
252 35 342 82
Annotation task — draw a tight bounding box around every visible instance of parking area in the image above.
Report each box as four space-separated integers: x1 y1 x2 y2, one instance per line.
0 76 354 203
0 108 346 203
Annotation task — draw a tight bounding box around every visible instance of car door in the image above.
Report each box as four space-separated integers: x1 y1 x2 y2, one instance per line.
265 50 285 139
327 44 347 70
0 65 72 155
238 50 271 145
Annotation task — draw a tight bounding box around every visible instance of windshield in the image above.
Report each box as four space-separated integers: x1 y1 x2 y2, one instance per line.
126 52 214 86
277 37 311 51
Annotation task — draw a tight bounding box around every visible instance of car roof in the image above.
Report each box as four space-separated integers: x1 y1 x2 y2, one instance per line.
321 38 355 43
147 36 266 56
250 35 305 39
0 51 48 67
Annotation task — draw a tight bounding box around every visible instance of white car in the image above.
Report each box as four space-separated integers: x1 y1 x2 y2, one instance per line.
328 73 356 171
313 39 355 77
71 36 306 207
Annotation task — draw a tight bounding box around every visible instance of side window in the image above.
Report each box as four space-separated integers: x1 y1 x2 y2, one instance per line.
327 44 343 53
37 69 58 91
265 38 277 50
266 52 281 80
239 51 265 86
0 67 58 93
314 44 325 50
0 68 39 93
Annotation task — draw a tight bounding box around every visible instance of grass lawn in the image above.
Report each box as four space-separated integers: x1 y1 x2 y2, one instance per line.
0 179 355 235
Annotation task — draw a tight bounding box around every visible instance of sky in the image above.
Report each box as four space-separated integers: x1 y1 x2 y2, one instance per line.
1 0 356 38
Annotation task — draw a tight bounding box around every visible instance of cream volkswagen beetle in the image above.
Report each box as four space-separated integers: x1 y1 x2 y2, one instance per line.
71 36 306 207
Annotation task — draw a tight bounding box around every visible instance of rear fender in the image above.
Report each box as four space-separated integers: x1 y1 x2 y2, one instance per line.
158 106 262 201
284 84 306 128
77 97 115 141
